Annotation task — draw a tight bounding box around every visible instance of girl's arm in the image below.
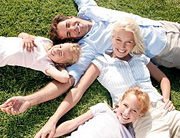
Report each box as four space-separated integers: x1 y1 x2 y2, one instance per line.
18 32 37 52
46 67 70 83
54 110 93 137
147 61 175 111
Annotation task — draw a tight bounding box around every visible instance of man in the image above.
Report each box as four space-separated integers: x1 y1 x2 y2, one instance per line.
0 0 180 138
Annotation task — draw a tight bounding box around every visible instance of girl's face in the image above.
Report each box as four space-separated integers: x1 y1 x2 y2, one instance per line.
116 93 142 124
112 29 135 60
47 43 72 64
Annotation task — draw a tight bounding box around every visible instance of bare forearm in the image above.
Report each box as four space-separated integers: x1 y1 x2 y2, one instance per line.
54 110 93 137
50 65 98 124
54 119 78 137
25 80 73 107
161 77 171 100
18 32 36 39
49 86 85 126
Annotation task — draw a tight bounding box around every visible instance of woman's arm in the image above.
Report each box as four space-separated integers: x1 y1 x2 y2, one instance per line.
18 32 37 52
34 63 100 138
54 110 93 137
46 67 70 83
147 61 174 111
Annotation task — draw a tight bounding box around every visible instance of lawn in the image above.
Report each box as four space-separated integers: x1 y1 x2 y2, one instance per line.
0 0 180 138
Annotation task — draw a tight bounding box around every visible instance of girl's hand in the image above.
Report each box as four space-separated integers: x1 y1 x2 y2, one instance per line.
34 117 56 138
162 98 175 112
18 32 37 52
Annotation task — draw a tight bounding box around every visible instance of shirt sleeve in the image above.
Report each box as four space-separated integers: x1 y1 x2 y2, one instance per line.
34 36 53 47
74 0 97 12
91 54 104 74
141 54 150 65
90 103 108 117
67 42 96 85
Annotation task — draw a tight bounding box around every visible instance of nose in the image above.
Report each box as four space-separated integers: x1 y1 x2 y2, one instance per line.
54 48 60 54
119 42 126 48
68 26 75 32
124 108 130 115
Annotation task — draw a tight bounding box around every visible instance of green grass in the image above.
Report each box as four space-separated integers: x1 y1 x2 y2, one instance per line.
0 0 180 137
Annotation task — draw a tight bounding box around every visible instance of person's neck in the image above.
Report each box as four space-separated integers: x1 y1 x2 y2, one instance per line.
86 21 92 33
45 45 52 52
110 53 132 61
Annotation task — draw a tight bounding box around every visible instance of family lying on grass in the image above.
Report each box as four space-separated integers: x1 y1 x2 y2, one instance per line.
0 0 180 138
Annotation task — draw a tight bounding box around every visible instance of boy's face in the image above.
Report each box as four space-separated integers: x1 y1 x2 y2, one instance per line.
116 93 142 124
56 17 90 40
47 44 72 64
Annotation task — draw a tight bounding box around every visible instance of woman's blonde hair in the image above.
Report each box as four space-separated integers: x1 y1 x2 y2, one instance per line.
112 17 145 55
120 86 150 116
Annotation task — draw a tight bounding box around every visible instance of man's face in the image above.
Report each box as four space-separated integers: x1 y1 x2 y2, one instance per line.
57 17 90 40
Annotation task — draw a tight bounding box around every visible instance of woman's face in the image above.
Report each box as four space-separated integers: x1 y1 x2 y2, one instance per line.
116 93 142 124
47 43 72 64
112 29 135 60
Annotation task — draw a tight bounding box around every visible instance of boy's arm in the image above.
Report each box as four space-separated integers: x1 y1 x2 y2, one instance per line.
46 67 70 83
54 110 93 137
18 32 37 52
147 61 174 111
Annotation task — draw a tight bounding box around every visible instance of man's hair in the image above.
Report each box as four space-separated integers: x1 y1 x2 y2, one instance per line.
49 14 71 45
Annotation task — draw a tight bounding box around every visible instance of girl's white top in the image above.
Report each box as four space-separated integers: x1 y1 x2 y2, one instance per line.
0 36 54 75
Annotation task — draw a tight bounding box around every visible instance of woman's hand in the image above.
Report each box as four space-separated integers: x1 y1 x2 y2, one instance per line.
34 118 56 138
162 98 175 112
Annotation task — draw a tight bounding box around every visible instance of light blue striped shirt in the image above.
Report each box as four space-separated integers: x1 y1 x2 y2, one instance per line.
67 0 167 85
92 53 162 106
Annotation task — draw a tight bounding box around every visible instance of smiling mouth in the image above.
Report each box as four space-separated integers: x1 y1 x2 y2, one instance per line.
122 115 129 120
51 49 55 56
75 23 80 34
117 49 125 53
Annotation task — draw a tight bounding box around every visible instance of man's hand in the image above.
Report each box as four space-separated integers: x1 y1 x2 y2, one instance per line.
34 117 56 138
0 96 31 114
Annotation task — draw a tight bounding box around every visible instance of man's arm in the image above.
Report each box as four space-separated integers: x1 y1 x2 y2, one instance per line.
0 80 73 114
34 63 100 138
74 0 97 11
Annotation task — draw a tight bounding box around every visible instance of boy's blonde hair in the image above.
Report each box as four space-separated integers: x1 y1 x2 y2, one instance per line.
112 17 145 55
120 86 150 116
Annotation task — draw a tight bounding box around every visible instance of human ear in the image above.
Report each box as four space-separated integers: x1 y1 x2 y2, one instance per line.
139 114 144 117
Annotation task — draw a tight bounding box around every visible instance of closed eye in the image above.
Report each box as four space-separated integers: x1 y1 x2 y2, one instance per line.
66 22 71 38
59 51 63 56
123 103 128 107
